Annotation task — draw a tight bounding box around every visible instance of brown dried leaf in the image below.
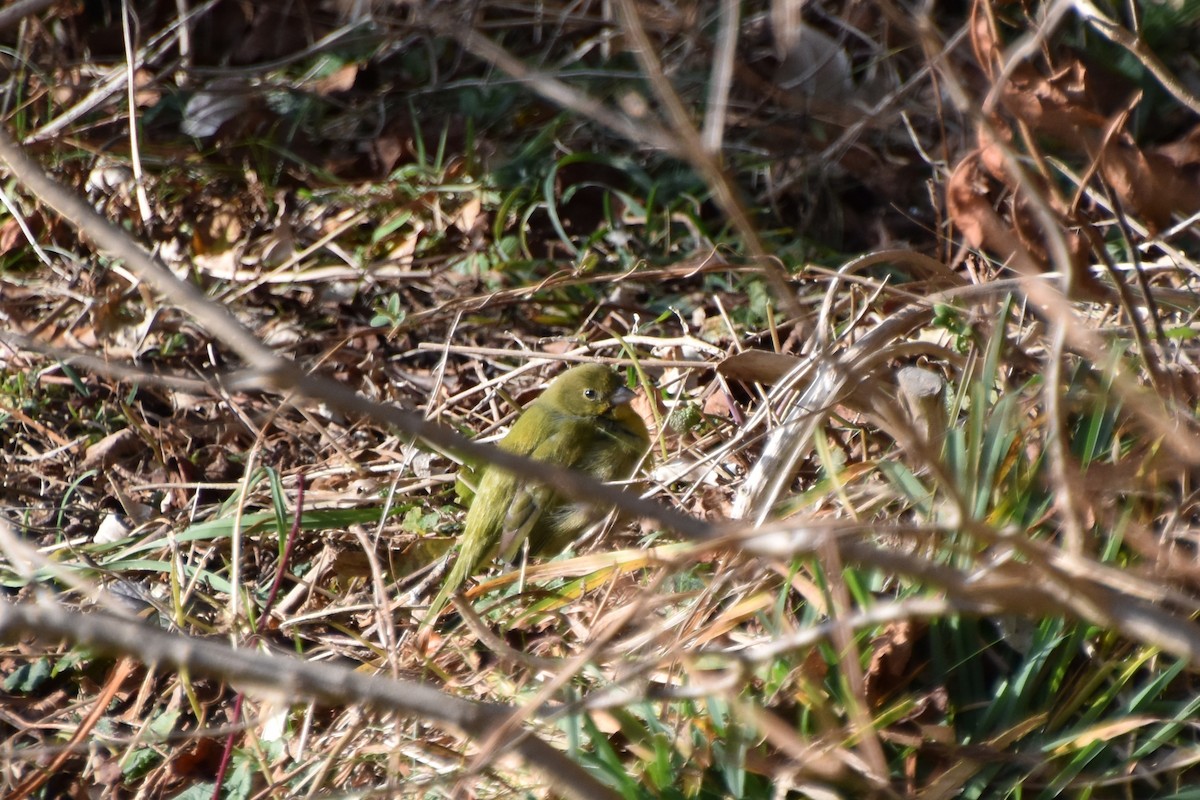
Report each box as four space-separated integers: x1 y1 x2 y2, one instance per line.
948 154 1082 273
370 130 410 176
1009 192 1089 274
133 68 160 107
969 0 1001 81
946 153 1011 255
692 485 732 521
165 737 222 784
1001 61 1107 141
1101 127 1200 232
799 644 829 685
451 196 483 234
0 212 42 255
629 388 662 440
192 209 244 255
1154 122 1200 166
865 620 922 707
316 62 358 95
976 123 1012 183
702 387 733 418
717 349 803 386
83 429 140 469
92 752 124 786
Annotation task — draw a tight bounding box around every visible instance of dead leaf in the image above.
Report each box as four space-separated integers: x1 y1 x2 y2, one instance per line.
166 737 222 785
630 388 662 440
192 209 243 255
718 349 804 385
0 212 41 255
1001 60 1106 141
692 484 732 521
316 62 358 95
133 68 160 107
865 620 922 708
969 0 1000 81
702 387 733 418
976 122 1012 183
946 153 1012 257
83 429 140 469
1009 191 1089 274
452 196 483 234
1101 128 1200 232
91 752 124 786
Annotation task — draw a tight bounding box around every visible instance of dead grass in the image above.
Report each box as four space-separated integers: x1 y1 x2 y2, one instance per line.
3 1 1200 798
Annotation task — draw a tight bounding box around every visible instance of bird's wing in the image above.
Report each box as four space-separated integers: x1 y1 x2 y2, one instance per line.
498 481 552 562
496 417 588 561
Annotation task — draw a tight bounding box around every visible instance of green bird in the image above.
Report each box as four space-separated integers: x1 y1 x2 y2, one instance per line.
425 364 650 627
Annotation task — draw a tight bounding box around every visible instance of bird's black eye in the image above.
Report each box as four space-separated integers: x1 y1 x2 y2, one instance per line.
583 388 598 400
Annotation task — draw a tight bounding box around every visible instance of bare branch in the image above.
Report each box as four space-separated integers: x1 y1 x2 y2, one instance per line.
0 594 620 800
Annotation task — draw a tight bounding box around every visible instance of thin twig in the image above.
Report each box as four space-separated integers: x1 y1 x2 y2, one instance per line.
0 0 57 32
612 0 804 321
0 592 620 800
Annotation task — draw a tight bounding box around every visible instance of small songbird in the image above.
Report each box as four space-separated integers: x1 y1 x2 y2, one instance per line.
425 363 650 626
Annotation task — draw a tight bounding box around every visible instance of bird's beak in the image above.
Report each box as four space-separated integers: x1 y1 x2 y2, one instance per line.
609 386 636 406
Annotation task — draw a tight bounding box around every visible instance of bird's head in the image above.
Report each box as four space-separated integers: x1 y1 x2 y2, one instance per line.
542 364 636 417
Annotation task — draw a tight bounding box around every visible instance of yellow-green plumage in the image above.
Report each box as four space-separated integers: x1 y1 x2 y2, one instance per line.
425 364 650 626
